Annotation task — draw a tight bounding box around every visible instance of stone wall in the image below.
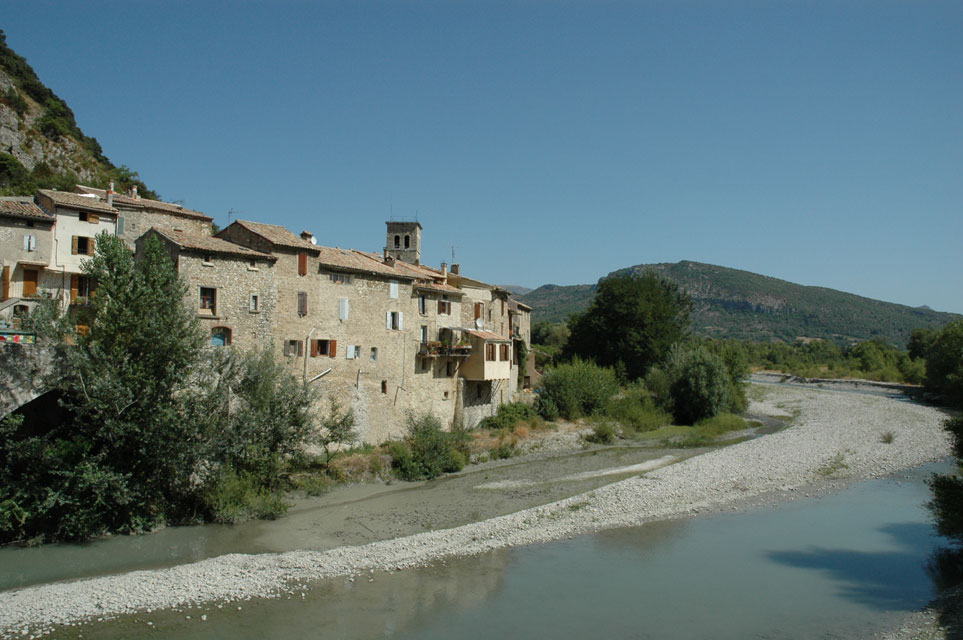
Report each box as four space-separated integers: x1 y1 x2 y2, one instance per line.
118 209 212 249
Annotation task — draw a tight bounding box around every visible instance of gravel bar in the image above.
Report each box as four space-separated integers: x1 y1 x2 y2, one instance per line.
0 385 952 638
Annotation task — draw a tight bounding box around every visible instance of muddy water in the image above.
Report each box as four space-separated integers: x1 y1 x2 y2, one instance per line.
0 445 682 589
47 461 950 640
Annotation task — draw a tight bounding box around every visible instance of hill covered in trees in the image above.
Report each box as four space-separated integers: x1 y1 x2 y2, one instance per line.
521 261 958 347
0 30 155 197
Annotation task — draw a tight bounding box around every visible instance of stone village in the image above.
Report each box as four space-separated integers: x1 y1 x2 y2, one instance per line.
0 186 535 442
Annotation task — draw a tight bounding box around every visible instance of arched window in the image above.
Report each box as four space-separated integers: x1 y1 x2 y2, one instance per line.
404 235 410 248
211 326 232 347
394 235 401 248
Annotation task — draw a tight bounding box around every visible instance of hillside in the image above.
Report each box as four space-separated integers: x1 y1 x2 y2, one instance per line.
521 261 959 347
0 30 155 197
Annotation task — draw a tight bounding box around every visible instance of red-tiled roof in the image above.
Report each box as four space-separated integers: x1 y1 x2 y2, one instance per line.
37 189 118 214
230 220 321 253
0 198 54 222
415 281 463 295
316 246 411 278
147 227 275 260
74 186 212 221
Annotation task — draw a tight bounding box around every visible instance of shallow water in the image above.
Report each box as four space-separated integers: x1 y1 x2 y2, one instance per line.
53 461 952 640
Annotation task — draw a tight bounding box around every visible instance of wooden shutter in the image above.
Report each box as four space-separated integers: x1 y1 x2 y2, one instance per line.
70 275 79 304
310 339 319 357
22 270 38 297
89 236 96 255
1 266 9 301
89 213 100 224
397 312 403 331
298 252 307 276
474 303 482 320
437 300 445 314
298 291 308 316
386 312 392 330
329 340 337 358
71 236 79 255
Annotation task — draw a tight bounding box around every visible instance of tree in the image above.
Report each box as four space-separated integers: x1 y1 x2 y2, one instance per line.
316 401 358 466
924 319 963 406
662 344 733 425
562 272 692 381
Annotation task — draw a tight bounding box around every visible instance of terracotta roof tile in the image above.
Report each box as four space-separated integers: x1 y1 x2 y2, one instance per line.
0 198 54 222
37 189 118 214
415 281 463 295
315 247 415 279
232 220 321 253
74 186 212 221
467 330 510 342
148 227 275 260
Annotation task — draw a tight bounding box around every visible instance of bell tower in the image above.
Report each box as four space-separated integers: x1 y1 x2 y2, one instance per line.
385 221 422 265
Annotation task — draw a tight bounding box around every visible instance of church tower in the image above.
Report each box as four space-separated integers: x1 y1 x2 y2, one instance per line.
385 221 422 265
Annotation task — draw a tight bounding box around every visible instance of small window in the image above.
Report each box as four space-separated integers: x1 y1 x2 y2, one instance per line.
311 339 336 357
446 361 454 377
284 339 304 357
500 344 510 361
330 273 353 285
370 347 378 361
211 327 231 347
404 235 410 249
200 287 216 315
420 325 428 343
420 358 430 372
203 254 214 265
419 294 427 315
389 280 398 299
381 380 388 394
249 294 259 312
474 302 483 321
438 295 451 315
72 236 94 256
387 311 403 331
394 235 400 248
486 343 496 362
248 258 258 270
117 216 125 235
443 391 450 400
79 212 88 222
298 291 308 317
22 234 36 252
339 298 350 320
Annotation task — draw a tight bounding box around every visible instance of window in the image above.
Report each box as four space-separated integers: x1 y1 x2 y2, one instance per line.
22 269 38 297
70 275 92 304
387 311 403 331
474 302 483 321
370 347 378 361
310 339 337 357
211 327 231 347
394 235 400 248
339 298 349 320
200 287 216 316
381 380 388 394
22 234 36 252
404 235 410 248
486 343 496 361
298 252 308 276
420 325 429 343
419 294 427 315
202 254 214 265
284 339 304 357
298 291 308 317
438 296 451 315
500 344 510 361
501 300 505 316
117 216 125 235
421 358 430 372
443 391 450 400
72 236 95 256
446 361 454 377
346 345 362 360
389 280 398 299
249 294 260 312
248 258 258 270
330 273 353 285
78 212 98 223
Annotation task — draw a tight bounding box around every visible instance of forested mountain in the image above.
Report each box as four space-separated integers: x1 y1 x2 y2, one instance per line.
521 261 958 347
0 30 155 197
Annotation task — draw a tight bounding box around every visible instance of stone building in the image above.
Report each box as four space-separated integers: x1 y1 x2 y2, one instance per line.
0 198 55 326
73 185 213 247
135 227 278 349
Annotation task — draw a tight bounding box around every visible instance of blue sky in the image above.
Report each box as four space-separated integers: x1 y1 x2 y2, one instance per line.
4 1 961 313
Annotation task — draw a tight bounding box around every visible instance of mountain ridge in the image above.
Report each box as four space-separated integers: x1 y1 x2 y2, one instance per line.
520 260 958 347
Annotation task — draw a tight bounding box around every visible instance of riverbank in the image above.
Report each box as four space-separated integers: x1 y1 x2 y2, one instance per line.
0 384 952 638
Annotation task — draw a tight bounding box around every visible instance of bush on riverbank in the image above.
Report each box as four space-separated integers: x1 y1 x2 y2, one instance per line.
388 414 468 481
539 358 619 420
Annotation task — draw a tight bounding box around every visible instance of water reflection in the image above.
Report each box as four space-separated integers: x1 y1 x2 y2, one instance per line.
767 522 939 611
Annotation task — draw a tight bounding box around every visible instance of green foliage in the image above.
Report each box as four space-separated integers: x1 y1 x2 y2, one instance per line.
1 85 27 115
539 358 620 420
203 468 289 525
314 401 359 466
389 414 466 481
923 319 963 406
604 387 672 434
534 393 559 421
661 345 734 425
477 402 539 431
585 420 618 444
563 272 692 381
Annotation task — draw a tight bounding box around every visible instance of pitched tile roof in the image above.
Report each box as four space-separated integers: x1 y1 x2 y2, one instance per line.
467 329 511 342
0 198 55 222
148 227 275 260
230 220 321 253
37 189 118 214
316 246 411 278
74 186 212 221
415 281 464 295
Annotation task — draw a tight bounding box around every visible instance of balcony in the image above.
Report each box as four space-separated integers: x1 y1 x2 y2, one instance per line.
418 340 472 358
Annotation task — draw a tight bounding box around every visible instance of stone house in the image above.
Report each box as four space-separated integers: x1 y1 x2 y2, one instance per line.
74 185 213 247
0 198 55 326
135 227 277 349
34 189 119 311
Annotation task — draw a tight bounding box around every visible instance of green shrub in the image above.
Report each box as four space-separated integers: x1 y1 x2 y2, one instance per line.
389 415 466 481
585 421 618 444
693 413 746 436
605 388 672 434
540 358 619 419
478 402 539 431
534 394 559 421
663 345 734 425
490 441 516 460
204 468 289 524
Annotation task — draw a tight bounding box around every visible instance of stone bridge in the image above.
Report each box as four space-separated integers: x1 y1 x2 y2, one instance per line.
0 344 54 417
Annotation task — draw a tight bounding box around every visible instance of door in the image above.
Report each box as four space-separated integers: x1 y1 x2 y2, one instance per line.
22 269 38 297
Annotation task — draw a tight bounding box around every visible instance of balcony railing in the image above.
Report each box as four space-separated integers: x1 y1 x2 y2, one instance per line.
418 341 472 358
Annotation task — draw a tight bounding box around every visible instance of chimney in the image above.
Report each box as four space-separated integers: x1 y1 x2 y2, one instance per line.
300 230 316 245
451 263 460 275
441 262 448 278
131 185 138 199
107 181 114 208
